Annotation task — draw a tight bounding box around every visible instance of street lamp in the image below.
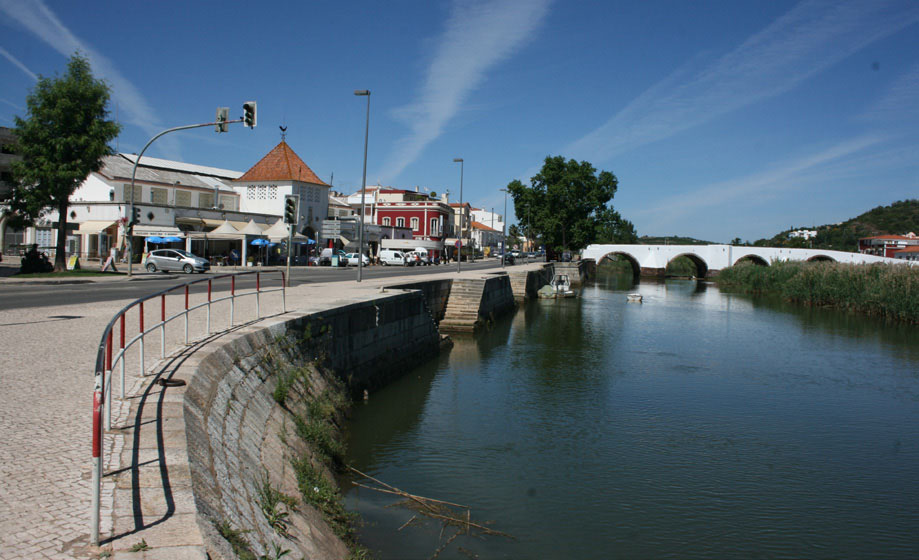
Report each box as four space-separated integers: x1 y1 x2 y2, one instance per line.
500 188 508 269
453 158 463 273
355 90 370 282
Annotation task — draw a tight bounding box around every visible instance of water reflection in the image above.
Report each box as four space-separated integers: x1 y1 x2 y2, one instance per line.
345 268 919 559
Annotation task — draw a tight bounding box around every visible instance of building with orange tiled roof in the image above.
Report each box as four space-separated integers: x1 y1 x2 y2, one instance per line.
892 245 919 262
858 233 919 258
233 141 330 235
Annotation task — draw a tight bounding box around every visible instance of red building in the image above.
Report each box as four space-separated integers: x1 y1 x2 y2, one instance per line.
858 234 919 258
353 188 453 259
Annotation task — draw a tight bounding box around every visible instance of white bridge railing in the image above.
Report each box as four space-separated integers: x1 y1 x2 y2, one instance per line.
90 270 286 546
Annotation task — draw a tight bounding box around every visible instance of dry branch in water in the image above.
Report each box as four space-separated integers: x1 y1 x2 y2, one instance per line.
348 466 515 557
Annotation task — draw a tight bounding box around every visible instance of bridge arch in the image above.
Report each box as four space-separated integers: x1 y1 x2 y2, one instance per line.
734 254 769 267
807 254 836 262
599 251 641 277
667 253 709 278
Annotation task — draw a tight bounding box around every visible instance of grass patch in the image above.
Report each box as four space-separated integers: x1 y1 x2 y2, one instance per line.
257 475 298 538
292 457 356 540
216 521 257 560
717 261 919 323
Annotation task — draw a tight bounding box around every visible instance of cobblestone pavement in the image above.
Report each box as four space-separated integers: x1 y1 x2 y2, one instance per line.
0 299 132 559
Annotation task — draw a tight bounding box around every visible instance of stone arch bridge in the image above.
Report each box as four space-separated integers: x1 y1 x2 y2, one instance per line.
582 244 908 278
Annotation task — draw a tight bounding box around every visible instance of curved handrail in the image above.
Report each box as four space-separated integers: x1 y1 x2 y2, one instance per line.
91 269 285 546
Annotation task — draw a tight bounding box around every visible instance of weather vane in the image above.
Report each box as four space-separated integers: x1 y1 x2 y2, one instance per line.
279 125 287 141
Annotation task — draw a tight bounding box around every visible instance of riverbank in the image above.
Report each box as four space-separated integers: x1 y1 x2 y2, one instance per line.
716 261 919 323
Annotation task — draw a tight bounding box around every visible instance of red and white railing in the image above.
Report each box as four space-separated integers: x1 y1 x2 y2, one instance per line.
90 270 286 545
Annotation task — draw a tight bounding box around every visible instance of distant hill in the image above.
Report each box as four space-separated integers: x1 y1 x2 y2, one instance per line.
756 199 919 252
639 235 714 246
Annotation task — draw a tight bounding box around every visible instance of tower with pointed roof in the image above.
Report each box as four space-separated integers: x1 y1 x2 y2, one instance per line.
233 140 329 235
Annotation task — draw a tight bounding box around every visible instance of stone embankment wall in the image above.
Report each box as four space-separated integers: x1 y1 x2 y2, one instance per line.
508 264 554 299
183 289 441 559
554 260 594 286
389 278 452 322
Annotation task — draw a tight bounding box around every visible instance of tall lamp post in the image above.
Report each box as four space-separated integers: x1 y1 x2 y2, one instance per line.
354 90 370 282
453 158 463 273
500 188 508 268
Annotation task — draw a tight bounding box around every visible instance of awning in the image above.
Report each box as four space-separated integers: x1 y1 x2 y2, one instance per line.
77 221 117 234
175 217 205 226
201 218 225 228
133 225 184 237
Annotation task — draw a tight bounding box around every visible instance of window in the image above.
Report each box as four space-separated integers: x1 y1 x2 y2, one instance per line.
411 217 419 231
198 193 214 208
247 186 256 199
431 218 439 235
383 217 391 226
123 184 142 202
150 187 167 204
396 217 405 228
174 190 191 207
220 196 238 211
35 228 54 249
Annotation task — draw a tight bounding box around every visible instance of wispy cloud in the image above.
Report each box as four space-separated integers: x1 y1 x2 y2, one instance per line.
564 0 919 163
0 46 37 81
860 61 919 125
378 0 552 181
0 98 24 112
636 134 886 230
0 0 178 157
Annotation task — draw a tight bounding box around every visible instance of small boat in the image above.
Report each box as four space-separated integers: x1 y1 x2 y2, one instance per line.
627 293 643 303
537 274 576 298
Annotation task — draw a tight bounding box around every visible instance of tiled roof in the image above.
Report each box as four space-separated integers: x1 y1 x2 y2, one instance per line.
471 221 498 232
894 246 919 253
236 141 328 185
860 235 916 241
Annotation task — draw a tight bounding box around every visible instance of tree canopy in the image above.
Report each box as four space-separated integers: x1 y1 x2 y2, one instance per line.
9 53 120 270
506 156 636 251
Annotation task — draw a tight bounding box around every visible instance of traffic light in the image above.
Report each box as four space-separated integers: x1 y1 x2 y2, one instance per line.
284 196 297 224
215 107 229 133
243 101 257 128
131 206 141 226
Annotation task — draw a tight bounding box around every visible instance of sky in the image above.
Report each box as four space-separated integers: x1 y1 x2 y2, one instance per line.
1 0 917 243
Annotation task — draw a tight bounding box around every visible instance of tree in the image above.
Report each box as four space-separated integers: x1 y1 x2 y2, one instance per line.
506 156 629 252
9 53 120 271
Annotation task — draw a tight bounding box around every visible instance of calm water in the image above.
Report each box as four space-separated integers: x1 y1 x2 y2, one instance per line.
343 271 919 559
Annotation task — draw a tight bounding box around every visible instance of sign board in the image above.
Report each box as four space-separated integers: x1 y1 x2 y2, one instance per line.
320 221 341 239
455 240 461 248
66 255 81 270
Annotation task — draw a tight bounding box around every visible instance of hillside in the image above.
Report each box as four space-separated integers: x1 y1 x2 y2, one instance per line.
756 199 919 252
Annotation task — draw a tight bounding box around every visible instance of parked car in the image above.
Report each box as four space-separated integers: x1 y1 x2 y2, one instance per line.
344 252 370 266
144 249 210 274
380 249 408 266
319 248 349 266
405 251 432 265
503 253 515 265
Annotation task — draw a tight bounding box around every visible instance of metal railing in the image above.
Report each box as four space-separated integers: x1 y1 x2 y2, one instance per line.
90 270 286 546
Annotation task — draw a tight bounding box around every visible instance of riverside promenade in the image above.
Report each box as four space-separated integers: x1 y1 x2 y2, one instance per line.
0 263 542 559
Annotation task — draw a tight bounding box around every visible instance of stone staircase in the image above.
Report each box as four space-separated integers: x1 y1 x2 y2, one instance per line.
439 278 486 332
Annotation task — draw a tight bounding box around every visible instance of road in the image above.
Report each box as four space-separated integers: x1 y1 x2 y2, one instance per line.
0 259 520 310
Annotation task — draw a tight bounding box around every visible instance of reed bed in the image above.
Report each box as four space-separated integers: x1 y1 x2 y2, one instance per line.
716 261 919 324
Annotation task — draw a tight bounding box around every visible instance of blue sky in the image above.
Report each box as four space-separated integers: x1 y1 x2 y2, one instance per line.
1 0 917 242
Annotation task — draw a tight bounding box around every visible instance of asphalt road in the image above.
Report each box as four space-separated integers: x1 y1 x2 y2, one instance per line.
0 259 520 310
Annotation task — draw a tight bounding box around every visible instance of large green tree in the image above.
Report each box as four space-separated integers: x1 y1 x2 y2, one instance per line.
9 53 120 271
506 155 635 251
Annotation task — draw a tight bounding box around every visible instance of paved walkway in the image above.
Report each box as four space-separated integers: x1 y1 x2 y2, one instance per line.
0 265 541 559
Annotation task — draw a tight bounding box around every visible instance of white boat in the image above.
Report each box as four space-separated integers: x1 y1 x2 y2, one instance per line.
627 293 643 303
551 274 576 297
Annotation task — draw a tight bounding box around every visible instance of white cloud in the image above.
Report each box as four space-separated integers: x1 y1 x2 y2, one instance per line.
378 0 552 182
564 0 919 163
0 46 37 81
0 0 178 157
636 134 886 230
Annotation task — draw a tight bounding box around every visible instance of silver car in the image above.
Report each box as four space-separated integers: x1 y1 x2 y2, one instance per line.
145 249 210 274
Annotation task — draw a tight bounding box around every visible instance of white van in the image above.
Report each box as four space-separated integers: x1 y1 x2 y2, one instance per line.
379 249 408 266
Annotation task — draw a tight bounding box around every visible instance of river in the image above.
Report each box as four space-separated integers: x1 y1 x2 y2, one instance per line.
343 270 919 559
